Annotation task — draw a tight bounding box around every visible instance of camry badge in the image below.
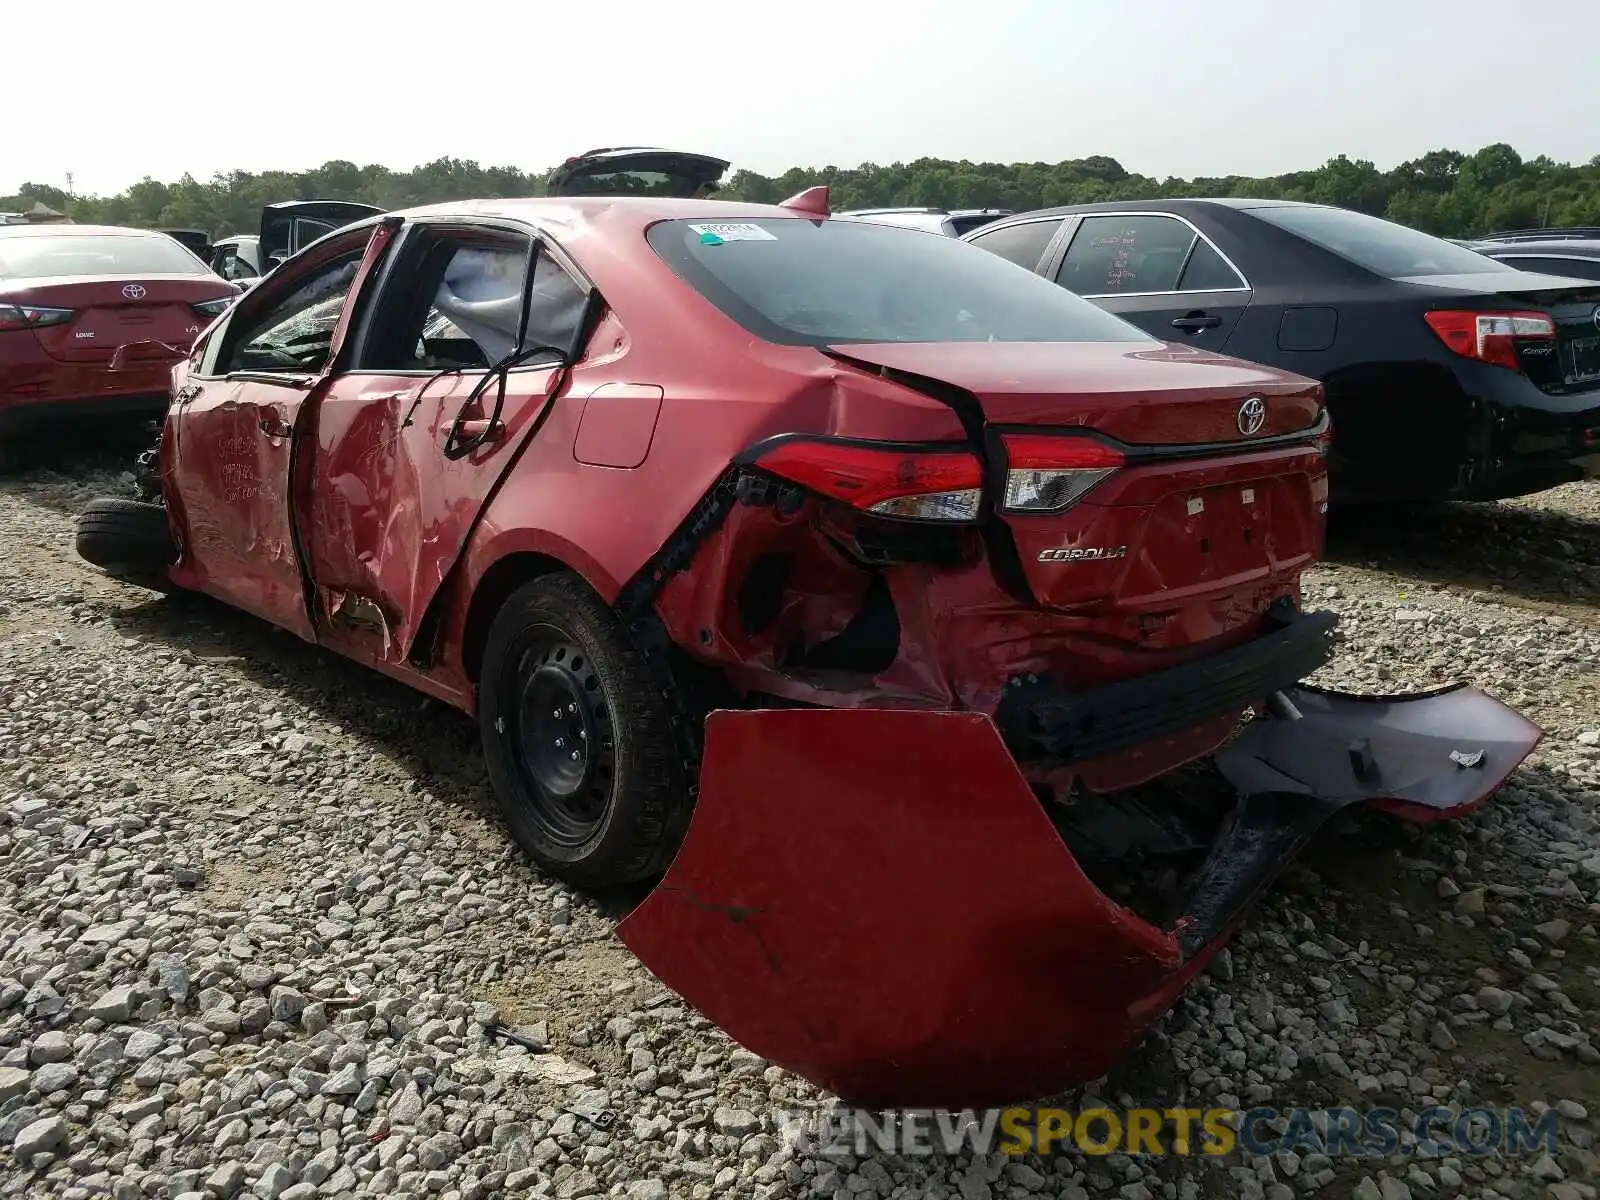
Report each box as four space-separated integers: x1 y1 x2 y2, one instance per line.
122 284 147 300
1237 395 1266 437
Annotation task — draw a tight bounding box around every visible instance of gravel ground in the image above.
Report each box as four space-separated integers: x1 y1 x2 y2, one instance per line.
1 446 1597 1200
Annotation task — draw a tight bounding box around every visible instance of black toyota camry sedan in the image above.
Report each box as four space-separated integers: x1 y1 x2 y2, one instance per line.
963 200 1600 504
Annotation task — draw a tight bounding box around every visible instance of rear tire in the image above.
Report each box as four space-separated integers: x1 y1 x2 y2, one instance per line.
75 498 178 592
478 573 691 888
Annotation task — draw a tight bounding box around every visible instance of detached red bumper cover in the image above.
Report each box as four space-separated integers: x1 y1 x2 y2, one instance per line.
618 691 1541 1109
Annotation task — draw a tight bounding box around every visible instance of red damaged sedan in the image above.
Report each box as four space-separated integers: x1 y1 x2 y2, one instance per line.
76 189 1540 1108
0 224 239 460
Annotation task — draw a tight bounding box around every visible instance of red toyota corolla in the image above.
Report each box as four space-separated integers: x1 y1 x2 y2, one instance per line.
76 190 1539 1108
0 224 238 461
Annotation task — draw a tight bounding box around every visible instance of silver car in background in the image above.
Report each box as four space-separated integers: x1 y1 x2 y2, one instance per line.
834 206 1012 237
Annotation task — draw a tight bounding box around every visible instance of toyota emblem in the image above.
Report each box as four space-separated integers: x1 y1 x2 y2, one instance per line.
122 284 147 300
1592 304 1600 332
1236 395 1267 437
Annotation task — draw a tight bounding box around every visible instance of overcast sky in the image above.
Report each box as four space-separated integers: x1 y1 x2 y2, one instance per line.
8 0 1598 198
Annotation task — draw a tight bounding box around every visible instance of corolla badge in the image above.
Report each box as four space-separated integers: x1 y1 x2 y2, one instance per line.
1038 545 1128 563
122 284 147 300
1236 395 1267 437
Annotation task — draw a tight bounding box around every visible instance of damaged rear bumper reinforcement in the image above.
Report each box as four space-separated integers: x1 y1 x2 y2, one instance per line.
618 613 1542 1110
995 599 1336 764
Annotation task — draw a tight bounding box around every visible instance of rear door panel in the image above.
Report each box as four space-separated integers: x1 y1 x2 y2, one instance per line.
1045 213 1252 354
305 367 561 661
303 230 585 665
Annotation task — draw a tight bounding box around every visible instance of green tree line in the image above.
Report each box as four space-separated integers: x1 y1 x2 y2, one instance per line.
6 143 1599 238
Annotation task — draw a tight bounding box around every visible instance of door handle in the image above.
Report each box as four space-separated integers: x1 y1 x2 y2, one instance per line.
259 415 293 438
1171 313 1223 332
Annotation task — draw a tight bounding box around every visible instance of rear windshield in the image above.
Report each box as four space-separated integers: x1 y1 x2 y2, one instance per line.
647 217 1149 347
561 170 713 198
1248 206 1516 279
0 232 206 279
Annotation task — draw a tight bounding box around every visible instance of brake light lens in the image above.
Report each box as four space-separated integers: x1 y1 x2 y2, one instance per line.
999 434 1125 513
0 303 74 331
192 296 236 317
1424 310 1555 372
749 439 984 522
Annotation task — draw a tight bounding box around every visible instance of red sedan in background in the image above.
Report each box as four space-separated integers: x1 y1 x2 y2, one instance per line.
0 224 239 463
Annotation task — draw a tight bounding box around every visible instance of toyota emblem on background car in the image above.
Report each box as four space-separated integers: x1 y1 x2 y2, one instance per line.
122 284 147 300
1592 304 1600 330
1236 395 1267 436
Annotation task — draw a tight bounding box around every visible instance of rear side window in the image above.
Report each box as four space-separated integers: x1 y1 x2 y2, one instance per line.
966 219 1062 270
215 245 259 282
647 217 1147 348
1056 216 1196 295
1249 205 1518 278
0 232 205 279
1177 238 1246 291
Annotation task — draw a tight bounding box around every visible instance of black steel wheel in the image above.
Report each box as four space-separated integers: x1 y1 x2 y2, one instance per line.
510 636 615 844
479 573 691 887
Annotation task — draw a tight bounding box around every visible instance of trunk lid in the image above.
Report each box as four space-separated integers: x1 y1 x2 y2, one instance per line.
2 275 235 364
546 148 730 198
1401 271 1600 394
830 340 1328 611
830 340 1324 444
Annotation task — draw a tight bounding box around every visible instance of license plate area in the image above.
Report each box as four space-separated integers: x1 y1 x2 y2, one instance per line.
1565 334 1600 385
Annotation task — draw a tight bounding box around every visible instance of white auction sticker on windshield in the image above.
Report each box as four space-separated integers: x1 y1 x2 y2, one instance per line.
688 222 777 242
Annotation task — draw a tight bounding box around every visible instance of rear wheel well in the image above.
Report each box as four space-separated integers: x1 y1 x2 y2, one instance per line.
462 552 571 683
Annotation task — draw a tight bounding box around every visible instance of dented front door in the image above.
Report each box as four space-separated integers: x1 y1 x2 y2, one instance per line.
168 221 398 639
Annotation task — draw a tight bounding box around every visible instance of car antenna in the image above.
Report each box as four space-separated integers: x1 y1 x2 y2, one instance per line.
779 186 830 218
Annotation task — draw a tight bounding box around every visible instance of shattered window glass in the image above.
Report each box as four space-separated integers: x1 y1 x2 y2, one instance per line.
226 251 362 373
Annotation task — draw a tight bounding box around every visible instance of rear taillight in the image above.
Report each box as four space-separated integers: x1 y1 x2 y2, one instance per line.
999 433 1124 514
191 296 235 317
748 438 984 523
1424 310 1555 372
0 303 73 331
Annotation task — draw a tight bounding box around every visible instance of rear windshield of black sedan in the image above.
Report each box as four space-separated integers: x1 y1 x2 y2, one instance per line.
647 217 1150 347
1247 205 1517 279
0 232 206 280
